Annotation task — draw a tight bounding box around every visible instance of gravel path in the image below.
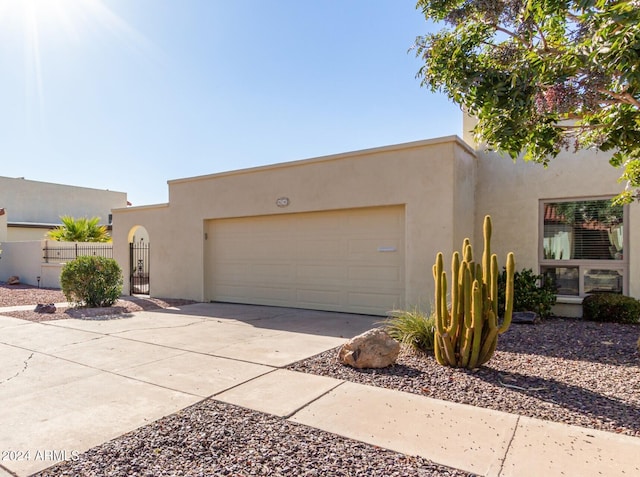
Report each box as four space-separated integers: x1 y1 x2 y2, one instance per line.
289 318 640 437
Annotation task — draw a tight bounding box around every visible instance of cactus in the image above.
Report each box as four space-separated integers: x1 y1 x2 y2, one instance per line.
433 215 515 369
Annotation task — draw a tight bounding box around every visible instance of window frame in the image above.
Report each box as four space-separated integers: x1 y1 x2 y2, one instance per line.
538 197 628 297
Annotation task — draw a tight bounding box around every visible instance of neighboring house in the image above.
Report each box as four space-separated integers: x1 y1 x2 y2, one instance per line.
0 176 128 241
111 116 638 317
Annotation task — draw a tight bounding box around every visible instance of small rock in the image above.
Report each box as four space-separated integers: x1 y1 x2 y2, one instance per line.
7 276 20 285
338 328 400 369
34 303 56 314
512 311 540 324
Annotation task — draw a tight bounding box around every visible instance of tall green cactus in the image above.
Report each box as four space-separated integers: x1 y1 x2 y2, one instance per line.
433 215 515 369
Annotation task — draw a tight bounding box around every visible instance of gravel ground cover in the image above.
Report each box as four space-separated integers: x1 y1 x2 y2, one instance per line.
33 400 473 477
4 283 639 474
289 318 640 437
2 283 473 476
0 282 195 322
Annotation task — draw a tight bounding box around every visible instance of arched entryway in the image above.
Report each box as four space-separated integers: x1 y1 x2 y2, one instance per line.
128 226 150 295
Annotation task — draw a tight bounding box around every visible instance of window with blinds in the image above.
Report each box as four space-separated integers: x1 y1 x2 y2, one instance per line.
540 199 626 296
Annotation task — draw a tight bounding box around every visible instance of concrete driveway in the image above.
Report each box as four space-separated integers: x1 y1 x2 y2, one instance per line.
0 302 380 476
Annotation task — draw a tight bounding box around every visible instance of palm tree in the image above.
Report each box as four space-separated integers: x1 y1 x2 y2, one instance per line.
47 216 112 243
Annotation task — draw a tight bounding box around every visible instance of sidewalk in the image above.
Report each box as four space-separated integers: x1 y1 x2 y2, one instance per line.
0 302 638 476
216 369 640 477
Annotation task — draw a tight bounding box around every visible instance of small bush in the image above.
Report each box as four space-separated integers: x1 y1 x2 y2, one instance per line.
60 256 123 307
382 308 435 353
498 268 557 319
582 293 640 324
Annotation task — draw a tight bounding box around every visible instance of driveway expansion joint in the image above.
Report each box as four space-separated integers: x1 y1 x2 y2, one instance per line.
497 415 520 477
210 367 279 399
284 378 346 419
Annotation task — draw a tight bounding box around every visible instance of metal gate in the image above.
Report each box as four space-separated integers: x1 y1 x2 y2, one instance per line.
129 242 150 295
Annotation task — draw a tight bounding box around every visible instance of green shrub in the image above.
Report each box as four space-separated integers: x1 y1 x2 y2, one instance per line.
60 256 123 307
498 268 557 319
582 293 640 324
381 308 435 353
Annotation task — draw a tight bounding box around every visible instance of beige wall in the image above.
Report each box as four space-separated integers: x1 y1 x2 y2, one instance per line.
112 131 638 317
112 137 476 309
0 241 62 288
475 147 639 312
7 226 51 242
0 240 114 288
0 209 6 243
0 176 127 227
112 204 170 295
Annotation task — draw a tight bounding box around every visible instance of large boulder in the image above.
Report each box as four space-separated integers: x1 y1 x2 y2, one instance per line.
7 276 20 285
338 328 400 369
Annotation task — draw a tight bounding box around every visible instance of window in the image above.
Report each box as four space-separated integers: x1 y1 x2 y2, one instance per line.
540 198 626 296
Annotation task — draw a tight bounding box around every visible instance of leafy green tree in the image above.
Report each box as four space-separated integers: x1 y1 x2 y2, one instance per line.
47 216 111 243
414 0 640 203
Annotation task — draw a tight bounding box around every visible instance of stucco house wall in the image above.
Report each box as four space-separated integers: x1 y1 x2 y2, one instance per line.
473 147 638 313
464 108 638 316
0 176 128 241
113 127 637 317
474 149 622 268
0 208 7 243
112 137 476 313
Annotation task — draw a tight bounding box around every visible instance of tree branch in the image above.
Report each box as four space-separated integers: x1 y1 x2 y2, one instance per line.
494 25 534 50
532 20 549 51
599 89 640 109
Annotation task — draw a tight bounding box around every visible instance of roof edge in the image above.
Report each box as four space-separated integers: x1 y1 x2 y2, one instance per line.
169 135 474 185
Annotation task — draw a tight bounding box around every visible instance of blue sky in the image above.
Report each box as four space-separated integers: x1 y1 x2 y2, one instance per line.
0 0 461 206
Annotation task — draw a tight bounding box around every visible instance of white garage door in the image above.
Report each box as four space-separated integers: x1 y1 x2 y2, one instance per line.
206 206 405 315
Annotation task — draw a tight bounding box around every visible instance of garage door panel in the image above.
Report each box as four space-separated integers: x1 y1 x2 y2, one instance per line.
216 284 294 302
249 263 294 281
347 292 403 311
348 265 402 283
249 240 294 260
296 214 345 233
297 264 347 281
295 239 346 259
347 208 403 229
208 206 405 315
296 289 342 307
347 238 401 250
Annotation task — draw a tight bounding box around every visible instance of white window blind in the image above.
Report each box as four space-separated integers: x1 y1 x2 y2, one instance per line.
543 200 624 261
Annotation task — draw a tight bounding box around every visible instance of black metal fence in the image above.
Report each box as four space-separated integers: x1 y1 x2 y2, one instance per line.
43 243 113 263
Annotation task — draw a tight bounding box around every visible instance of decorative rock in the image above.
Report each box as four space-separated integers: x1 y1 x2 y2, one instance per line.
512 311 540 324
7 276 20 285
338 328 400 369
34 303 57 314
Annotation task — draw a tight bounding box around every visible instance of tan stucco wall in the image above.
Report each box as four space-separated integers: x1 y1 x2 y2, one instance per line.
0 176 127 226
474 147 638 298
111 203 169 295
112 137 476 309
0 209 6 243
112 131 639 316
7 226 51 242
